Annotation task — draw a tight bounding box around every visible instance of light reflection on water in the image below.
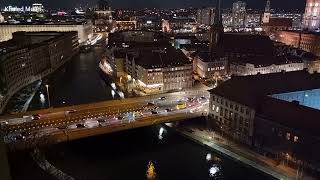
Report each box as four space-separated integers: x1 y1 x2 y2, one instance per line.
146 161 157 179
209 165 220 178
158 127 166 140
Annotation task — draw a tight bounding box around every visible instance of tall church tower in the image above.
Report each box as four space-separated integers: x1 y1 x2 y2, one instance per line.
210 0 224 54
262 0 271 24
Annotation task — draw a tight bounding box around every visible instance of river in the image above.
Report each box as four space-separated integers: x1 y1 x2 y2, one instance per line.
8 46 275 180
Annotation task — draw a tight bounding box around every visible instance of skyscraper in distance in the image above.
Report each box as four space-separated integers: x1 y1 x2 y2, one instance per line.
232 1 246 28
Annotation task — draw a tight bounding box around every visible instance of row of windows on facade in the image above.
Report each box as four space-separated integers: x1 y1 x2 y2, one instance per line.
272 127 299 143
212 104 250 128
212 95 251 116
213 115 249 136
208 66 225 72
163 78 190 83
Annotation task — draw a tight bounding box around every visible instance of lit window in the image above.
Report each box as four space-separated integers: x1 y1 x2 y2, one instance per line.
216 106 220 113
294 136 299 143
212 105 216 111
286 132 291 140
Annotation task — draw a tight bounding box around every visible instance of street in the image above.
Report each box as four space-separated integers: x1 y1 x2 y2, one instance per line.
0 90 210 147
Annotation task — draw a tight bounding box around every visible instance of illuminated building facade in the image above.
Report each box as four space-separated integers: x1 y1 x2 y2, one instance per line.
126 47 193 93
0 31 79 113
262 0 271 24
232 1 246 28
274 30 320 57
0 21 93 43
0 13 4 23
196 8 214 26
165 18 197 34
244 12 262 28
303 0 320 30
115 21 137 31
93 0 113 32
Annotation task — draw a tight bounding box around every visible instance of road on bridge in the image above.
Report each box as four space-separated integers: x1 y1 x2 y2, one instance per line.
0 90 210 149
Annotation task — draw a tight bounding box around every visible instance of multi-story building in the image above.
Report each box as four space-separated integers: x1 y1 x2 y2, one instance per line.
190 0 315 81
0 31 79 114
303 0 320 30
196 8 214 26
232 1 246 28
126 47 193 93
193 52 228 79
262 18 293 35
115 20 137 31
244 12 261 28
273 30 320 57
271 13 303 29
165 18 197 34
0 13 4 23
0 21 93 43
209 71 320 174
93 0 113 32
193 33 274 79
108 30 170 47
229 55 305 76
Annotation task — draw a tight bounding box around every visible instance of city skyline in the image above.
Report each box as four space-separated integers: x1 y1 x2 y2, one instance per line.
0 0 306 10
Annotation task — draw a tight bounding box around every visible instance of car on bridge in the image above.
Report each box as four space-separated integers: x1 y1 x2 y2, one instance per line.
32 114 41 120
76 124 85 128
176 102 187 110
0 121 8 127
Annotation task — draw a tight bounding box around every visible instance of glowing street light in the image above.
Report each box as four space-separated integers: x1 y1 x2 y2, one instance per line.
40 93 45 104
206 153 212 161
45 84 51 108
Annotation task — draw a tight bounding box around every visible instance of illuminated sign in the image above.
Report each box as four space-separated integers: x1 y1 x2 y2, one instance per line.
2 4 44 13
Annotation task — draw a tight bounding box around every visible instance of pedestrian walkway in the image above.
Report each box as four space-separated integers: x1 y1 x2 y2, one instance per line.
31 148 74 180
177 127 316 180
21 81 42 112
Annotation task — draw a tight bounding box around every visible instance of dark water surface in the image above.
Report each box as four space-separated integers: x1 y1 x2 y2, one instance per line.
9 47 275 180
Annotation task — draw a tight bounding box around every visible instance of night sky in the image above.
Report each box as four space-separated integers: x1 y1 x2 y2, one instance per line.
0 0 306 10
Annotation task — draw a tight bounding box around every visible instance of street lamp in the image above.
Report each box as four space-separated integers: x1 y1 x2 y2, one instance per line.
45 84 51 108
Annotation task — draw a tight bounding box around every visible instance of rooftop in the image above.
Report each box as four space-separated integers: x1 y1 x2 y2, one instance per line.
210 71 320 108
134 46 191 69
0 20 89 26
0 31 77 56
263 17 292 27
230 54 303 67
220 33 274 56
258 96 320 137
210 71 320 137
